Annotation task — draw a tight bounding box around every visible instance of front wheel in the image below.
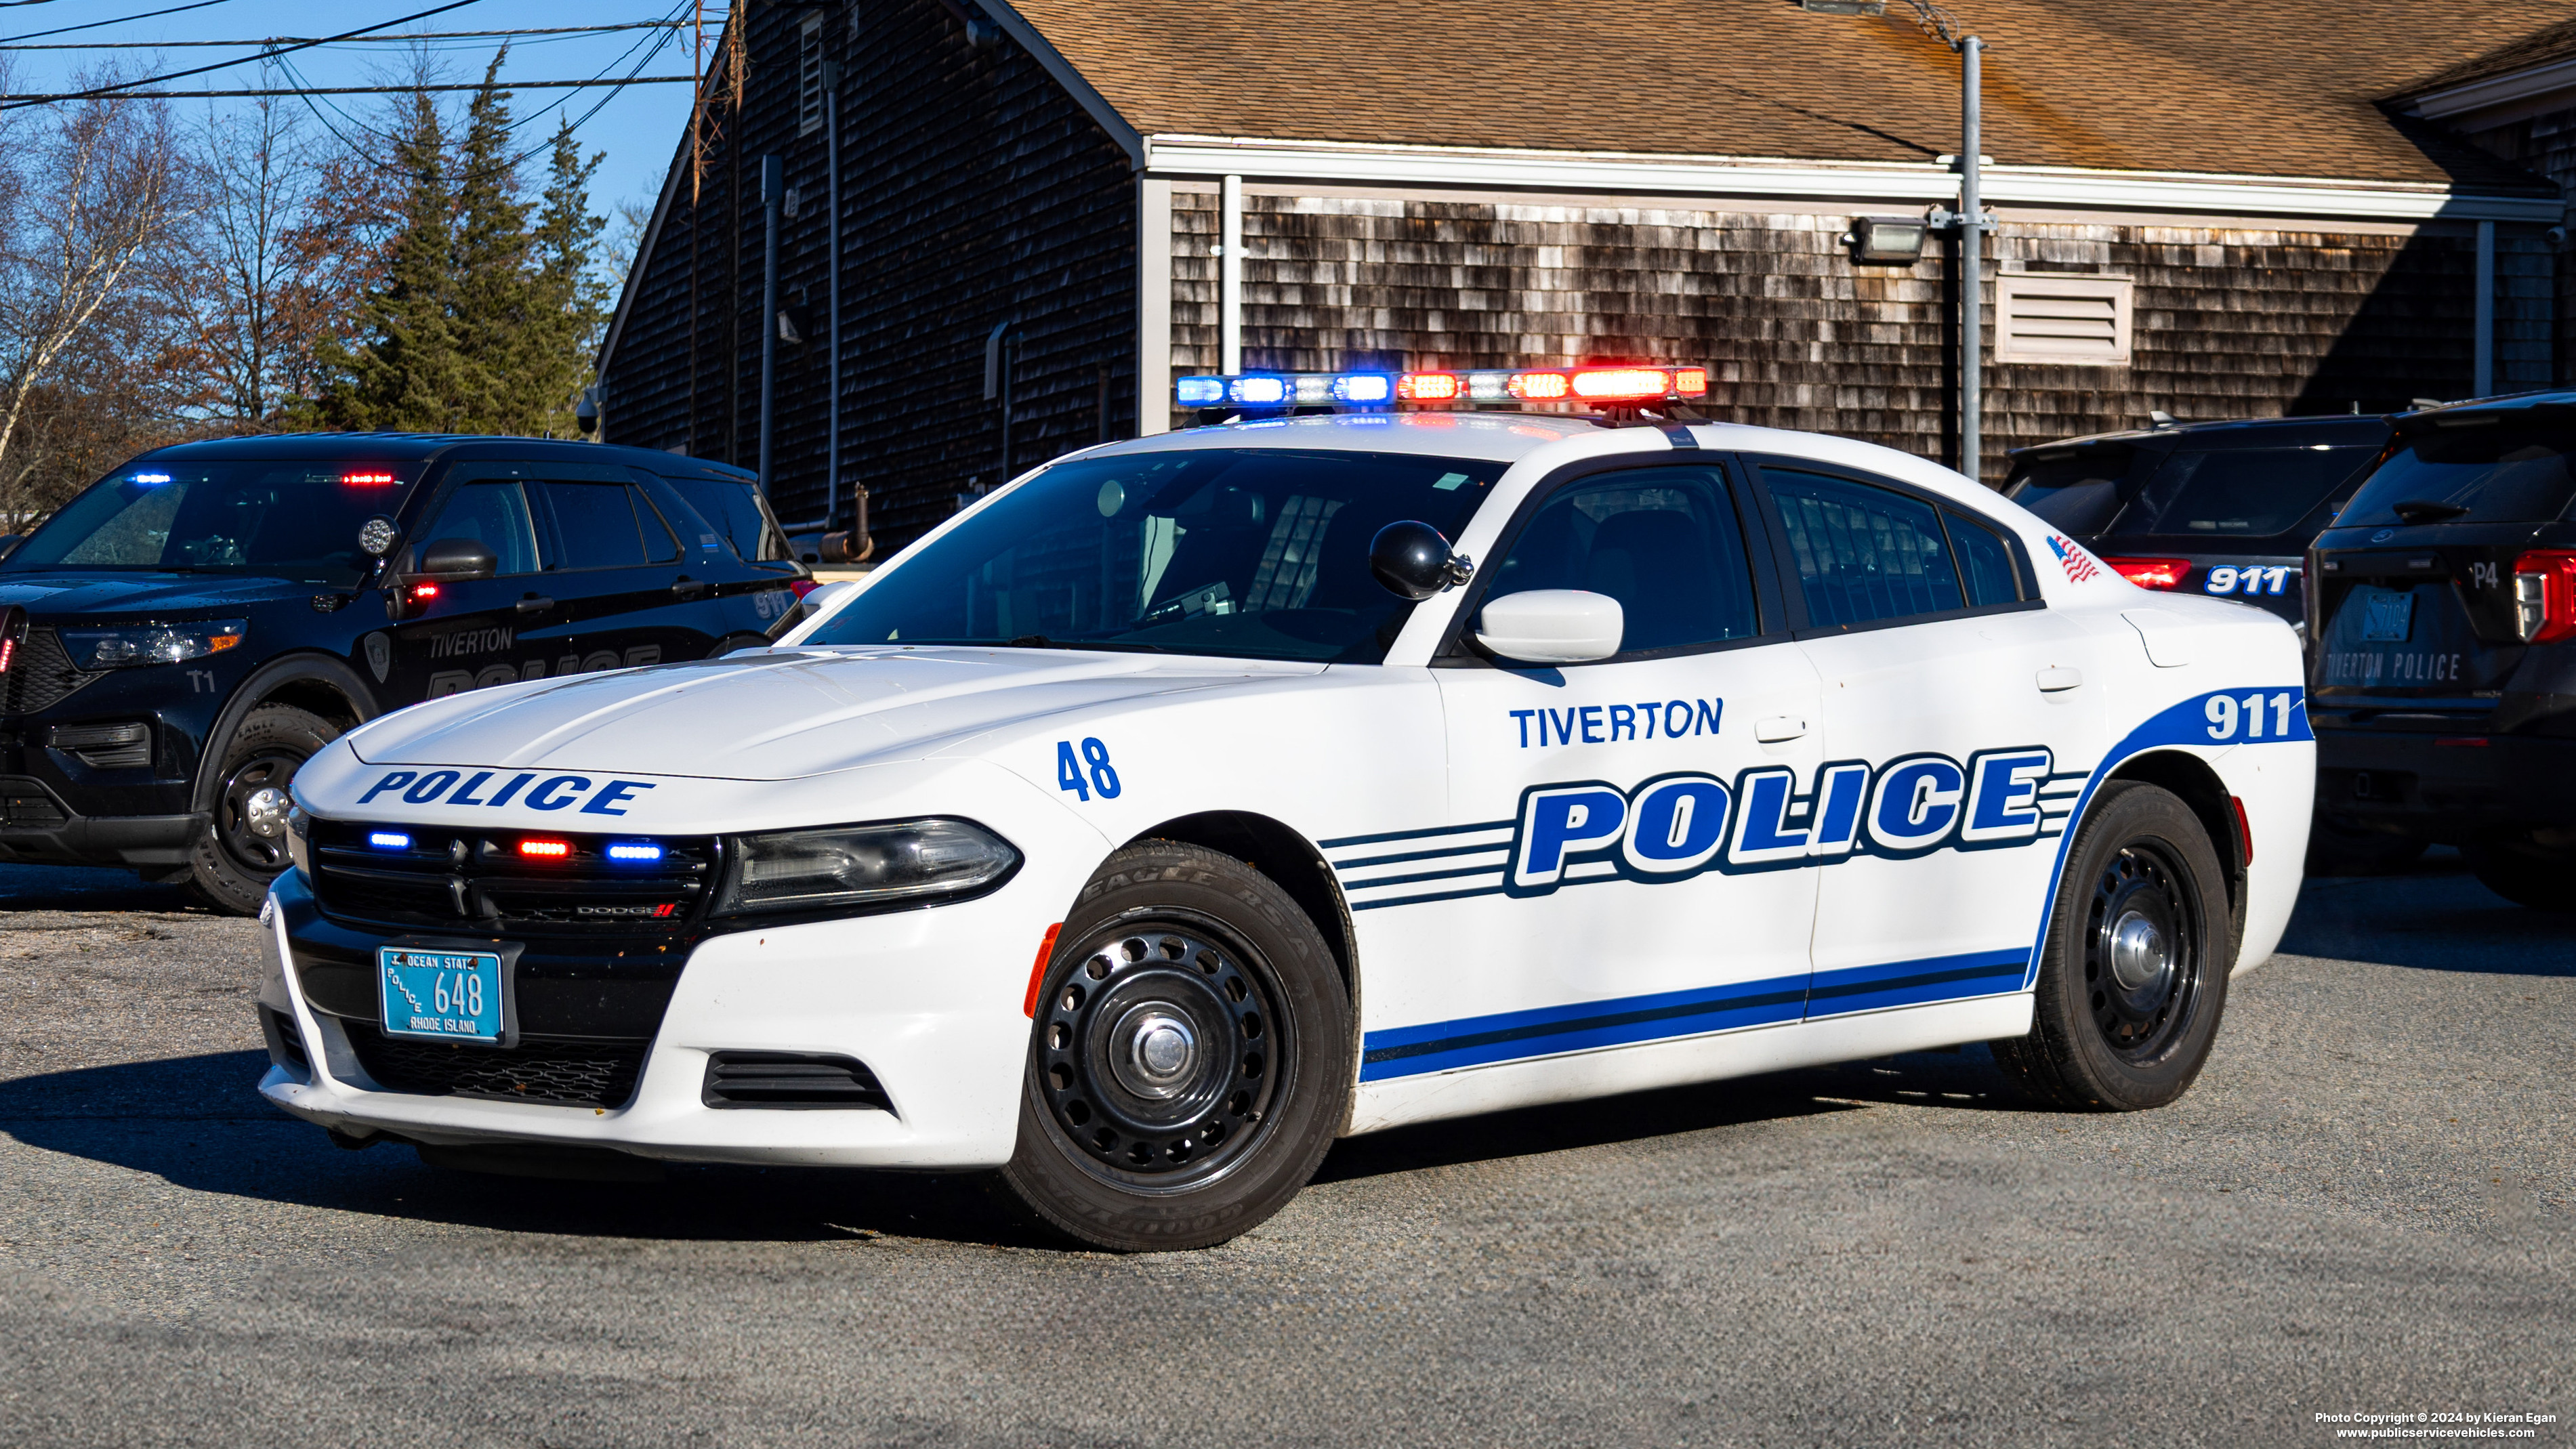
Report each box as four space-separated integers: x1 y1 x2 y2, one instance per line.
994 841 1352 1251
1992 780 2233 1111
186 703 339 915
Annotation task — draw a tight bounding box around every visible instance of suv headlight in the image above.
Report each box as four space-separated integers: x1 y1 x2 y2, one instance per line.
59 619 247 669
714 818 1018 916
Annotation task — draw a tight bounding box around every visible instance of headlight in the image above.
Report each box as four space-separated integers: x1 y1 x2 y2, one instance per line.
714 818 1019 916
59 619 247 669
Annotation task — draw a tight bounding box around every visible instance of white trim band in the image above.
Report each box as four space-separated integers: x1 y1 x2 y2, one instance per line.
1141 135 2560 224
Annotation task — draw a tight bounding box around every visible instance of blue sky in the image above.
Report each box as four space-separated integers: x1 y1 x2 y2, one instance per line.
2 1 711 252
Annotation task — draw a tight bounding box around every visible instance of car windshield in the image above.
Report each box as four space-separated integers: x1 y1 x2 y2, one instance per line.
2339 419 2576 527
805 448 1501 663
2005 450 2136 534
2116 444 2378 537
2 460 417 587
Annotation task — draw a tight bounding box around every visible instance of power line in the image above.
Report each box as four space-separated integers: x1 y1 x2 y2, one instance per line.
0 0 482 110
2 76 697 100
0 20 697 51
0 0 227 45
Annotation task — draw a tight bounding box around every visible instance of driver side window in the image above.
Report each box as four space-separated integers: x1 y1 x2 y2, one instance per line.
418 482 540 576
1484 465 1761 656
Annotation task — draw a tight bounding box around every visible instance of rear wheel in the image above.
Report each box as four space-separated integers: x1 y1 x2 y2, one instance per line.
1993 780 2233 1111
2464 835 2576 911
186 703 338 915
994 841 1350 1252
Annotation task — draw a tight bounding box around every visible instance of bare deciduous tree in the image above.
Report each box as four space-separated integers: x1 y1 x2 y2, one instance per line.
154 100 387 429
0 70 186 526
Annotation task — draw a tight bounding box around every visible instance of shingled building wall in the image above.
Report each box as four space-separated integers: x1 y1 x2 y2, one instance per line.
599 0 1136 547
1174 190 2552 482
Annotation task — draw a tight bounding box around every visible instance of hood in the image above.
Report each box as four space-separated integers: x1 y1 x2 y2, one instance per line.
0 570 314 617
344 646 1319 780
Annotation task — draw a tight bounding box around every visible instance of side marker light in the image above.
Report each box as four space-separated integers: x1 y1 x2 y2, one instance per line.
2228 796 2253 867
1022 922 1063 1017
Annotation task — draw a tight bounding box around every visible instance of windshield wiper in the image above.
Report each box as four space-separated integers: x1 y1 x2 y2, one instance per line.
2388 499 2470 524
1003 633 1175 654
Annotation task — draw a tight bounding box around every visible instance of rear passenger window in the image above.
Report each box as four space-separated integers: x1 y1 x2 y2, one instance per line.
1766 469 1965 627
1947 510 2022 607
1483 465 1760 655
537 482 670 570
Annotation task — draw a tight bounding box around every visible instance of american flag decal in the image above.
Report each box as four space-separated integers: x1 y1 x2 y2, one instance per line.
2047 534 2102 585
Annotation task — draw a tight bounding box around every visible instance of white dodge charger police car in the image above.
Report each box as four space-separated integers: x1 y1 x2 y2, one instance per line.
257 365 2312 1251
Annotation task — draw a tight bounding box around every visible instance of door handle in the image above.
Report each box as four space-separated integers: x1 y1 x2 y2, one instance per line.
672 576 710 600
516 594 556 614
1753 716 1808 743
2035 666 2083 693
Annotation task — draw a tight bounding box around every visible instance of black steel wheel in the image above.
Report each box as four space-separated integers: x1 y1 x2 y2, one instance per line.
2464 834 2576 911
187 703 339 915
995 840 1350 1251
1993 780 2232 1111
1037 919 1278 1185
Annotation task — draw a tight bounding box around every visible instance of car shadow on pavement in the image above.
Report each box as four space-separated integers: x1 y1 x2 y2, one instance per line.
0 862 203 913
2282 850 2576 978
2 1045 2032 1246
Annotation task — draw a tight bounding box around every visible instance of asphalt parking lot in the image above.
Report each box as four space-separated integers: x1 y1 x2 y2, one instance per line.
0 854 2567 1449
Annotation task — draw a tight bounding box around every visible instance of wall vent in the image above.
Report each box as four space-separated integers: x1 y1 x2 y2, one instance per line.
797 14 825 137
1995 273 2134 366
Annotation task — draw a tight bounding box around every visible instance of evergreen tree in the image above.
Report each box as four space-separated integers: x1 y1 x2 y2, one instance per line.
306 56 606 436
306 90 468 431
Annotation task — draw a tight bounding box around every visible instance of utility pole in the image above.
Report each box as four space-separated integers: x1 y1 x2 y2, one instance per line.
1810 0 1989 481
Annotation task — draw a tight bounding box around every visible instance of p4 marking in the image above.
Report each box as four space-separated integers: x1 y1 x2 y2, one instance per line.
1507 747 2078 895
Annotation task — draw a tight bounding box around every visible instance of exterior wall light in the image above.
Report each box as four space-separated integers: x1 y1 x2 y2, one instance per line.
1844 216 1930 266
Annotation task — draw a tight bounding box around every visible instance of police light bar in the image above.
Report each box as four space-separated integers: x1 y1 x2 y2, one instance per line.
1176 365 1707 409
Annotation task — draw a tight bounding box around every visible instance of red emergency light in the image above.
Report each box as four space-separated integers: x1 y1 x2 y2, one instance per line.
517 839 572 859
341 471 397 486
2104 557 2189 590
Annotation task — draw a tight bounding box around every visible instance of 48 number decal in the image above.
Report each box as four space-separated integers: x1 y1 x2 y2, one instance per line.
1057 738 1122 801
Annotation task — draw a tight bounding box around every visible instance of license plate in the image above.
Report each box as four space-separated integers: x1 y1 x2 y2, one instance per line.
2361 590 2415 643
378 946 505 1043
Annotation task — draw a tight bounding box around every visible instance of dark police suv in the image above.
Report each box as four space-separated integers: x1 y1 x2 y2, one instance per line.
0 434 805 912
2307 392 2576 900
2003 413 2394 630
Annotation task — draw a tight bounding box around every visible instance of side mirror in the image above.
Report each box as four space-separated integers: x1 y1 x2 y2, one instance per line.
415 537 498 581
1474 589 1624 665
1370 520 1474 601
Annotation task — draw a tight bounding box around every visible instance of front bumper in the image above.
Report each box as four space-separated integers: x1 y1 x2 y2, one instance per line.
0 773 201 869
2314 726 2576 839
255 872 1044 1169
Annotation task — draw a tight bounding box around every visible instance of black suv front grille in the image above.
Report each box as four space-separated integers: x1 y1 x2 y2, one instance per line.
0 628 102 716
350 1028 648 1108
0 776 68 829
309 819 717 936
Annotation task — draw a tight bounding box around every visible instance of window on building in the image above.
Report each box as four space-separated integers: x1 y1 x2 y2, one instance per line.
798 15 825 136
1994 272 2134 366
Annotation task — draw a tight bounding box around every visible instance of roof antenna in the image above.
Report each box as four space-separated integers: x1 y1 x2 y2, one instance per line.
2148 409 2180 429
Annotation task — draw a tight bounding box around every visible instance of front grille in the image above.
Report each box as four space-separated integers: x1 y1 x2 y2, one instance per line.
703 1051 892 1110
0 628 102 716
350 1028 648 1108
309 819 717 936
0 776 68 829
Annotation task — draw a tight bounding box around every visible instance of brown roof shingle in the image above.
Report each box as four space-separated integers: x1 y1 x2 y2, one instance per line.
1008 0 2569 190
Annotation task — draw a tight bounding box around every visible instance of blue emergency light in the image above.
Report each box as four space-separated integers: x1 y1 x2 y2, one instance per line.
606 842 665 863
368 831 411 851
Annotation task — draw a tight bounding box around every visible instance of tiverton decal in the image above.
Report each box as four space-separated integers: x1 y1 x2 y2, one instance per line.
1509 698 1721 748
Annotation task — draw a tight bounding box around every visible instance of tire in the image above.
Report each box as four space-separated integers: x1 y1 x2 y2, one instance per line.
2464 835 2576 911
1992 780 2233 1112
2304 812 2426 877
993 840 1352 1252
186 703 339 915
